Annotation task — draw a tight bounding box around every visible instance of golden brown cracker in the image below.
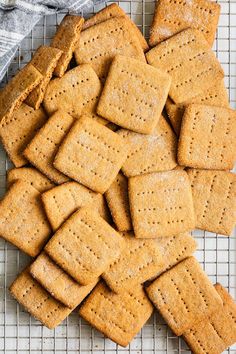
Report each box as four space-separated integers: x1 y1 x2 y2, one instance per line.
129 170 195 238
74 17 146 80
51 15 84 77
146 257 223 336
45 207 124 285
30 252 98 309
178 104 236 170
146 28 224 104
149 0 220 47
187 169 236 236
79 281 153 347
23 110 73 184
97 55 171 134
0 180 51 257
54 116 128 193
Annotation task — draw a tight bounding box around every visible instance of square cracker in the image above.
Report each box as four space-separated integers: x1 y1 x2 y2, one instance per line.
25 46 62 109
79 281 153 347
54 116 128 193
0 64 42 121
43 64 106 125
83 3 148 51
166 80 229 135
24 110 74 184
103 231 164 292
42 181 110 231
146 256 223 336
149 0 220 47
104 173 132 232
30 252 98 309
0 180 51 257
183 283 236 353
0 103 47 167
45 207 124 285
178 104 236 170
187 169 236 236
7 167 55 193
129 170 195 238
51 15 84 77
146 28 224 104
10 268 71 329
117 115 177 177
97 55 171 134
74 17 146 80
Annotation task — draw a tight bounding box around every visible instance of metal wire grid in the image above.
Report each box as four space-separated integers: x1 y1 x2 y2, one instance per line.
0 0 235 353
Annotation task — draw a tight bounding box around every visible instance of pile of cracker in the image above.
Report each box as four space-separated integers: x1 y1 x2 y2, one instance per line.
0 1 236 352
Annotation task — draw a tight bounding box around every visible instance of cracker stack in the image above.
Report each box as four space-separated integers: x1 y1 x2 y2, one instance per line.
0 2 235 352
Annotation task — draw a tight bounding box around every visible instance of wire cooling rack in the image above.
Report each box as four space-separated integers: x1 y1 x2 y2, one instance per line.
0 0 235 353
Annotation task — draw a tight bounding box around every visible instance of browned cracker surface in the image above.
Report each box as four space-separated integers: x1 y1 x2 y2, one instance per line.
26 46 62 109
0 103 47 167
30 252 98 309
79 282 153 347
102 231 164 292
10 268 71 329
74 17 146 80
7 167 55 192
146 257 223 336
0 64 42 122
54 116 128 193
129 170 195 238
146 28 224 104
42 181 109 231
83 3 149 51
187 169 236 236
0 180 51 257
45 207 124 285
97 55 171 134
183 283 236 354
24 110 73 184
117 115 177 177
51 15 84 77
178 104 236 170
149 0 220 47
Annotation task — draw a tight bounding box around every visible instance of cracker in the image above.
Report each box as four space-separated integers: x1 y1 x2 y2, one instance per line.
7 167 55 192
43 64 106 124
10 268 71 329
146 28 224 104
97 55 171 134
183 283 236 353
166 80 229 135
103 231 165 292
0 103 47 167
30 252 98 309
79 281 153 347
178 104 236 170
149 0 220 47
74 17 146 80
187 169 236 236
117 115 177 177
45 207 124 285
104 173 132 231
25 46 62 109
23 110 74 184
0 180 51 257
83 3 149 51
0 64 42 121
54 116 128 193
129 170 195 238
146 256 223 336
42 181 109 231
51 15 84 77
